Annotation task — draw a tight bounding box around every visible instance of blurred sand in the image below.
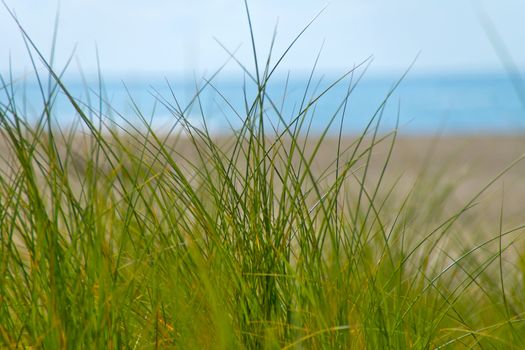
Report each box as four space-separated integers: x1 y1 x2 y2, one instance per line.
313 135 525 227
1 133 524 227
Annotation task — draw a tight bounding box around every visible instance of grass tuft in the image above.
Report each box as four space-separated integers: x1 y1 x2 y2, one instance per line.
1 5 525 349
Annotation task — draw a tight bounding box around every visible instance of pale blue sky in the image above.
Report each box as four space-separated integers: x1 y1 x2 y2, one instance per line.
2 0 525 78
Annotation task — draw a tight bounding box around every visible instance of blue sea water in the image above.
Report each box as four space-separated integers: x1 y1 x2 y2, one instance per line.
3 72 525 135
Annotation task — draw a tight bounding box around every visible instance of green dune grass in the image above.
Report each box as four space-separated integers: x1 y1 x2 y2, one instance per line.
1 5 525 349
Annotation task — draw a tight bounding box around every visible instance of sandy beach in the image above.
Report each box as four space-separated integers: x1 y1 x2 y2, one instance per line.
2 132 523 222
306 135 525 228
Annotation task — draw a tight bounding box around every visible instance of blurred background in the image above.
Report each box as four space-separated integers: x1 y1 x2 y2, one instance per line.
1 0 525 223
1 0 525 134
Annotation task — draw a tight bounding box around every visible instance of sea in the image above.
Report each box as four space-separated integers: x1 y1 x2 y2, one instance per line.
3 72 525 135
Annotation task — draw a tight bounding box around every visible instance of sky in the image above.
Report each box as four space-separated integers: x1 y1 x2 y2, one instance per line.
1 0 525 79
